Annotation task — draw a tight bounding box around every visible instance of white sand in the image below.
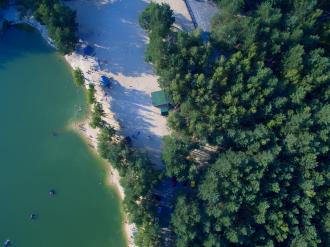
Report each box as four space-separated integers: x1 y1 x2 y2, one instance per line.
66 51 139 246
65 1 193 244
74 119 137 247
3 1 194 246
65 0 194 166
65 1 193 245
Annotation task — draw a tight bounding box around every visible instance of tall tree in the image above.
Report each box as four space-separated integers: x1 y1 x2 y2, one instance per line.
142 0 330 246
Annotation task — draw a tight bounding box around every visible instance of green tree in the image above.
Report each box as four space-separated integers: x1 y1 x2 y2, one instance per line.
87 84 96 104
162 136 191 182
141 0 330 246
171 196 201 247
19 0 78 54
72 68 84 86
90 103 104 128
97 125 115 158
139 3 174 37
135 223 161 247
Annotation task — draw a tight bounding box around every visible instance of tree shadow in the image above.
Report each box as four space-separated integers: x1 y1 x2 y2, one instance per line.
174 12 194 31
67 0 195 77
67 0 153 77
66 0 179 166
185 0 218 32
108 79 165 166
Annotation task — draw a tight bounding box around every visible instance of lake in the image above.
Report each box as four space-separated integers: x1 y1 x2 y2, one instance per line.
0 27 126 247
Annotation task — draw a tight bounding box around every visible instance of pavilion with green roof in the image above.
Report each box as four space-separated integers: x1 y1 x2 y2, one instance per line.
151 90 171 116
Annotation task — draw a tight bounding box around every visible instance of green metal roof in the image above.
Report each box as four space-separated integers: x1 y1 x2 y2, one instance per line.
160 106 169 116
151 90 170 107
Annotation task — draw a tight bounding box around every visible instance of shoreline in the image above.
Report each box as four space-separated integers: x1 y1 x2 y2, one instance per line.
64 36 137 247
1 1 195 245
1 6 136 247
63 51 137 246
69 118 136 247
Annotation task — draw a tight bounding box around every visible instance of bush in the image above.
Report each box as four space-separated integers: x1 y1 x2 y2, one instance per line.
90 103 104 128
95 124 162 246
72 68 84 86
139 3 174 37
87 84 96 104
97 126 115 159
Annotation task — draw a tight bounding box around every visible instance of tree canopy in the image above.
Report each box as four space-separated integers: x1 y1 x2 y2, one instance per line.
72 68 84 86
139 2 174 37
18 0 78 54
141 0 330 246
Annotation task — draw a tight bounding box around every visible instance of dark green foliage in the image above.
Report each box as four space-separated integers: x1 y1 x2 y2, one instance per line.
140 2 174 69
139 3 174 37
97 125 115 158
96 124 161 246
162 136 194 182
90 103 104 128
87 84 95 104
135 222 161 247
107 140 161 246
171 196 201 247
72 68 84 86
142 0 330 246
18 0 78 54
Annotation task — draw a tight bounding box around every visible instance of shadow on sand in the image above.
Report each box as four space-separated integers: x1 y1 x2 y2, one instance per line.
71 0 152 77
66 0 191 166
108 79 164 165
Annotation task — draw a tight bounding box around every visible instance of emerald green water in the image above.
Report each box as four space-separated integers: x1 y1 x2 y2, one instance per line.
0 28 126 247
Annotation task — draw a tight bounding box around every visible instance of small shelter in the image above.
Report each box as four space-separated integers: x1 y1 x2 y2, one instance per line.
151 90 171 116
100 75 110 87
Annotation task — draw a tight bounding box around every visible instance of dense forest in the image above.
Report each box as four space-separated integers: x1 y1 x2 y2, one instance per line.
141 0 330 246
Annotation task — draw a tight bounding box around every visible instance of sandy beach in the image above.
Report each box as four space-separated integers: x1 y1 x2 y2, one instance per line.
2 0 193 246
65 1 193 243
73 118 137 247
64 1 193 245
65 0 194 166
